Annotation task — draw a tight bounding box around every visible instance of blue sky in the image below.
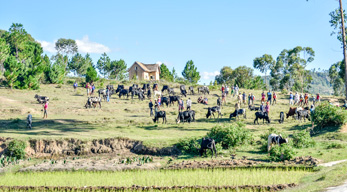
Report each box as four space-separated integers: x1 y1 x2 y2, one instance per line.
0 0 343 84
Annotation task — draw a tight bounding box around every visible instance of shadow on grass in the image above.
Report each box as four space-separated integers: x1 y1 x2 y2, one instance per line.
0 119 96 136
196 118 231 123
141 124 208 132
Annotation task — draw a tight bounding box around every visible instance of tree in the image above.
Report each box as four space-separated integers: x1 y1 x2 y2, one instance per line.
0 37 10 73
160 63 173 82
215 66 233 85
329 4 347 98
253 54 274 88
182 60 201 84
3 56 22 89
5 23 28 59
97 52 111 78
68 53 92 77
86 66 99 83
232 66 254 88
329 60 345 95
109 59 127 81
55 38 78 70
172 67 178 82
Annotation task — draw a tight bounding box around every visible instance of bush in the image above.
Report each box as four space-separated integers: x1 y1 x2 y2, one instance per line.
269 144 296 162
281 89 288 95
326 142 345 149
292 130 316 148
206 122 252 149
312 102 347 128
206 143 223 156
6 140 26 159
176 137 200 155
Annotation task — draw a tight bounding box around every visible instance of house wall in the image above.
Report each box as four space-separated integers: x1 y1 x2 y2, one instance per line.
128 63 145 80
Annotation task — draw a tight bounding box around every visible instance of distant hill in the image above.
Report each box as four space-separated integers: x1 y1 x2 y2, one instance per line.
308 69 333 95
263 69 333 95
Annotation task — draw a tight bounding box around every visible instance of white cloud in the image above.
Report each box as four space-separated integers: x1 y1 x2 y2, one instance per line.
202 71 220 80
156 61 163 65
38 35 111 54
38 40 56 53
76 35 110 53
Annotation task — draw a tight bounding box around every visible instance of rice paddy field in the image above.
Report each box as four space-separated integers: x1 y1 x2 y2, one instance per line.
0 168 310 187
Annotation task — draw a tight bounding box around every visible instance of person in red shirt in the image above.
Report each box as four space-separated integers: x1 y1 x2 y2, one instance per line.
43 101 48 119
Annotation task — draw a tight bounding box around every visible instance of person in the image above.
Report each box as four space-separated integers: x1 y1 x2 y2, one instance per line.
259 102 265 113
235 102 240 112
217 97 222 107
226 85 229 95
251 93 255 105
311 95 316 106
304 93 309 106
198 96 203 104
27 111 32 129
43 101 48 119
235 85 239 97
261 91 265 103
310 104 315 128
238 93 242 105
86 82 90 96
91 83 95 96
316 93 320 104
178 99 184 112
294 92 299 105
265 102 270 116
289 92 294 105
203 97 208 105
221 85 225 94
267 90 272 104
154 99 159 117
187 98 192 110
149 100 154 116
222 91 226 105
299 94 304 106
73 81 78 91
158 96 161 107
248 93 252 105
272 92 277 105
106 87 110 102
242 92 247 105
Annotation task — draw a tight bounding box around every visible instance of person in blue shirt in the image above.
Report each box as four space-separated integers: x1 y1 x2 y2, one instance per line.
73 81 78 91
267 90 272 104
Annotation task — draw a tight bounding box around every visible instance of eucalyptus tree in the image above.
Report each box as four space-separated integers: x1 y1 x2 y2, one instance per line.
253 54 275 89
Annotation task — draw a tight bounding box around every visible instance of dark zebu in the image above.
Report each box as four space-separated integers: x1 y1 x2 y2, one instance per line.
176 110 195 124
119 89 129 99
116 85 124 93
206 106 222 119
189 86 194 95
153 111 167 124
162 85 169 94
229 109 247 120
180 85 187 97
169 96 180 106
34 94 49 104
198 86 209 95
199 138 217 158
254 112 270 124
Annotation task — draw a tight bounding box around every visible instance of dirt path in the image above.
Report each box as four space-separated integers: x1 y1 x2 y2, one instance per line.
322 159 347 191
320 160 347 167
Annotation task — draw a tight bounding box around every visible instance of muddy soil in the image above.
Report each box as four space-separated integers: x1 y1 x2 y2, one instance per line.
0 137 179 157
165 156 320 169
19 155 161 172
0 183 297 191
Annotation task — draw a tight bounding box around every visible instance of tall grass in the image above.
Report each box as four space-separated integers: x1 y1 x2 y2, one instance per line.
0 168 310 187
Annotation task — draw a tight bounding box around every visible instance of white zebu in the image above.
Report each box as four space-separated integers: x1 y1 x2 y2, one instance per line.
267 133 288 152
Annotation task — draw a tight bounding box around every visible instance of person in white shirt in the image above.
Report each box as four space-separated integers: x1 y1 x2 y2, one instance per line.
187 98 192 110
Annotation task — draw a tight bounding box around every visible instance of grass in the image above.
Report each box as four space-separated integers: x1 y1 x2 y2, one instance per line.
285 161 347 192
0 168 310 187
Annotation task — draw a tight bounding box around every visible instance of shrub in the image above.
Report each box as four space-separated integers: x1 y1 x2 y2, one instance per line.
206 122 252 149
176 137 200 155
269 144 296 162
326 142 345 149
206 143 223 156
281 89 288 95
312 102 347 128
6 140 26 159
292 130 316 148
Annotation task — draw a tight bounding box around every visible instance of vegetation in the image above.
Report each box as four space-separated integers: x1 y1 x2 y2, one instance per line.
311 102 347 128
292 130 316 149
0 168 310 187
206 123 252 149
182 60 200 84
269 145 296 162
5 140 26 159
160 63 174 82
